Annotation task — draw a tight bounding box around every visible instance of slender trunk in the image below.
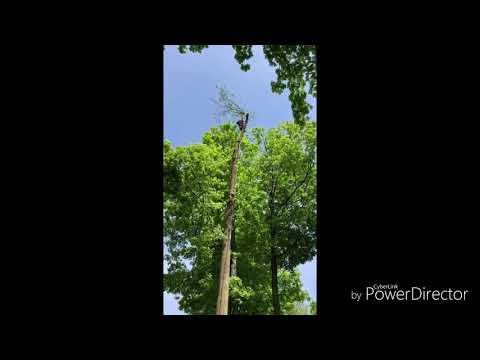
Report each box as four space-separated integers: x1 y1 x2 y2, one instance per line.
268 185 280 315
271 240 280 315
230 215 237 278
228 216 237 315
216 115 247 315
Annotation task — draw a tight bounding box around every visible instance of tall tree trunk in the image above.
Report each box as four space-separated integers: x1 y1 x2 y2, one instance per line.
230 217 237 279
268 182 280 315
271 237 280 315
216 115 247 315
228 216 237 315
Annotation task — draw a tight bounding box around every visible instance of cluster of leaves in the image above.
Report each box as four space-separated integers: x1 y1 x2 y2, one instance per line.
256 121 317 269
164 120 316 314
178 45 209 54
263 45 316 127
175 45 317 126
284 300 317 315
164 131 230 314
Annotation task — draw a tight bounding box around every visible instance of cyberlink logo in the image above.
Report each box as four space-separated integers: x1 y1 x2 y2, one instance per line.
351 284 470 302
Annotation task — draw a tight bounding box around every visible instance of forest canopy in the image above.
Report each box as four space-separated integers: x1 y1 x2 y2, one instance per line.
164 120 316 314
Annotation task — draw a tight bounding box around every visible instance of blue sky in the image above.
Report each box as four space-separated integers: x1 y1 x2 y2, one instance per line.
163 45 316 315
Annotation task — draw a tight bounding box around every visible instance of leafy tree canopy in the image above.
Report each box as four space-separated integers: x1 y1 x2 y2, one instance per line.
257 121 317 270
164 120 316 314
284 300 317 315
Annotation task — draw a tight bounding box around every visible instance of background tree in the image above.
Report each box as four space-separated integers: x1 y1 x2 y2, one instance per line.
255 120 317 314
163 135 229 314
164 123 313 314
285 301 311 315
284 299 317 315
175 45 316 126
310 300 317 315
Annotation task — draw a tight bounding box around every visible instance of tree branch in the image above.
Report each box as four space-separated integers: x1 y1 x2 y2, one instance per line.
278 159 314 212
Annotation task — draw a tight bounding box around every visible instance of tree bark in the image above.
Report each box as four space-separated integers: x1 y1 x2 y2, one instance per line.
228 216 237 315
271 242 280 315
268 180 280 315
230 215 237 278
216 116 247 315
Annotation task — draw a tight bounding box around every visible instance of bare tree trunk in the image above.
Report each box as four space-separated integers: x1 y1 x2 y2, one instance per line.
228 216 237 315
216 116 247 315
230 217 237 279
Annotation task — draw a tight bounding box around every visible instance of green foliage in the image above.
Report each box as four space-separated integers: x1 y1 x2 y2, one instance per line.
163 140 181 195
176 45 316 126
232 45 253 72
263 45 316 127
229 268 309 315
259 121 317 269
164 124 256 314
229 276 254 305
163 131 231 314
277 270 310 314
285 301 311 315
284 300 316 315
178 45 209 54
